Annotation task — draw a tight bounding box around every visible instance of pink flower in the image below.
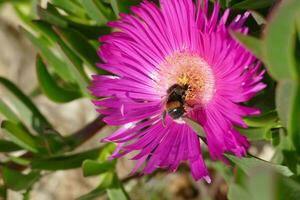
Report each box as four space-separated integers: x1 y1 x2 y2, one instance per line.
89 0 266 182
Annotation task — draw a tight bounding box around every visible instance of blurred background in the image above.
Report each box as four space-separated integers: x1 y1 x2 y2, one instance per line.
0 0 299 200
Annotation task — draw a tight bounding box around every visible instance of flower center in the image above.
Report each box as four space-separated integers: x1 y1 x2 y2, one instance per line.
156 52 215 107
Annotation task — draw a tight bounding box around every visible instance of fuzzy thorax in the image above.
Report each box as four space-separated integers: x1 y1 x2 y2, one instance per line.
157 52 215 107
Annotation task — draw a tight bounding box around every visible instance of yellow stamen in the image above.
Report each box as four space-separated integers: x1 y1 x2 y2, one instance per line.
157 52 215 106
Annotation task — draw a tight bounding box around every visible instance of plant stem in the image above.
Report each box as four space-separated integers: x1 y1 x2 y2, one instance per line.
65 115 106 149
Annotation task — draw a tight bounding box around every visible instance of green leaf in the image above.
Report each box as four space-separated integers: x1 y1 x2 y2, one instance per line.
38 4 111 39
237 127 269 141
21 27 75 83
36 129 70 155
107 187 128 200
0 77 52 133
228 166 300 200
37 4 68 28
8 156 31 166
77 172 128 200
276 79 300 153
0 99 20 123
55 41 92 98
106 173 128 200
0 0 30 3
109 0 140 16
54 26 103 74
32 20 60 42
82 160 115 177
276 176 300 200
237 111 281 141
31 147 104 170
250 11 266 25
1 121 39 153
282 151 300 174
77 188 105 200
231 0 274 9
263 0 300 80
0 185 7 199
36 56 82 103
30 20 91 97
0 140 22 152
276 80 294 128
184 118 205 137
79 0 113 25
51 0 86 17
289 81 300 154
22 189 31 200
243 111 279 127
228 183 251 200
2 167 40 191
225 154 294 177
11 1 35 27
231 31 263 61
77 173 109 200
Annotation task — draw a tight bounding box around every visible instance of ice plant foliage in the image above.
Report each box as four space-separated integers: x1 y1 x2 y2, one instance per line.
90 0 266 182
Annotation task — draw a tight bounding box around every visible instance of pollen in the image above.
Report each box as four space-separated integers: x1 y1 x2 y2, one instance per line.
157 52 215 107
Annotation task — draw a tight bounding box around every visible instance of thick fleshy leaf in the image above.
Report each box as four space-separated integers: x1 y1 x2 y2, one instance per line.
31 147 104 170
36 56 82 103
77 172 113 200
1 121 39 153
228 165 300 200
289 82 300 154
32 23 93 97
82 160 115 177
231 0 274 9
32 20 60 42
275 80 294 128
281 151 300 174
57 50 91 98
32 22 92 97
77 172 128 200
263 0 300 80
37 4 111 39
231 31 263 61
0 186 7 199
0 140 22 152
37 3 68 27
0 99 20 123
1 60 66 149
79 0 114 25
237 127 270 141
7 156 31 166
51 0 86 17
38 133 70 156
237 111 281 141
225 154 294 177
276 79 300 153
243 111 280 128
1 0 30 3
2 167 40 191
54 27 105 74
37 28 92 97
22 27 75 83
109 0 140 16
228 184 251 200
250 11 266 25
0 77 52 133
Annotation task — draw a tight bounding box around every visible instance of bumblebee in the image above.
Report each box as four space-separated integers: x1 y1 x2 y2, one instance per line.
162 84 189 125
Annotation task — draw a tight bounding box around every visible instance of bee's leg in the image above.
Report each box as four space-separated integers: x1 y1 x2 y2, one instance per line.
161 111 167 127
